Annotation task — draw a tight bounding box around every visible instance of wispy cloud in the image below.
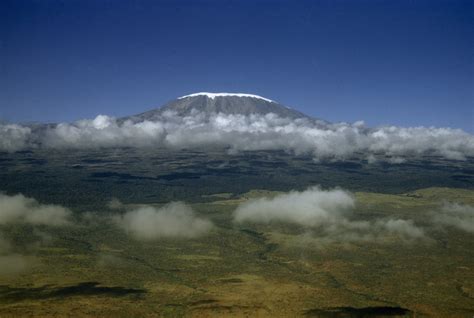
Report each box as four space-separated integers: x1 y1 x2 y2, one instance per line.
433 202 474 233
0 193 72 226
0 193 72 275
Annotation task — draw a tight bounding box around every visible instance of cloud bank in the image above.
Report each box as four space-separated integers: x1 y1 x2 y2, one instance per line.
1 112 473 161
0 193 72 226
115 202 213 240
234 187 426 243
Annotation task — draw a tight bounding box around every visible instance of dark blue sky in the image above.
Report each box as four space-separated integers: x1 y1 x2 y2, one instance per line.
1 0 472 131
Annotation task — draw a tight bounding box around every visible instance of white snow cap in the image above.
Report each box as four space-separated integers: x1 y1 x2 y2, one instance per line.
178 92 274 103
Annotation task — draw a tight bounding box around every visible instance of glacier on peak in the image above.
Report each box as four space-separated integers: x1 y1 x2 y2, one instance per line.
178 92 274 103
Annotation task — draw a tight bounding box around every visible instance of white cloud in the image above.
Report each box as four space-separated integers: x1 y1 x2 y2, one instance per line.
0 124 31 152
115 202 213 240
0 193 72 226
0 193 72 275
375 219 425 240
234 187 426 244
42 115 166 149
1 112 473 161
234 186 355 226
433 203 474 233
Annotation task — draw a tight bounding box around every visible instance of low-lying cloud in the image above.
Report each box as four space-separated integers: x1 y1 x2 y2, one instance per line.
234 187 426 244
0 193 71 275
433 203 474 233
234 187 355 226
115 202 213 240
1 112 473 161
311 218 426 245
0 124 31 153
0 193 72 226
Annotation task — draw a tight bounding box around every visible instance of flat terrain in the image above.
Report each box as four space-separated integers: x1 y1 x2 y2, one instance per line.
0 149 473 317
0 187 472 317
0 148 473 207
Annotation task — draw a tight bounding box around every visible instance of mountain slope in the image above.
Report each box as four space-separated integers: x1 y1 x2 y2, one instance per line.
122 92 310 123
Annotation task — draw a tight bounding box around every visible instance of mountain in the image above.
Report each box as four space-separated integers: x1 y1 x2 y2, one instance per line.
121 92 310 123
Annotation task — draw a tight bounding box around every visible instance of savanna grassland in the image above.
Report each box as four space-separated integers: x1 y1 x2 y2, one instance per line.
0 149 473 317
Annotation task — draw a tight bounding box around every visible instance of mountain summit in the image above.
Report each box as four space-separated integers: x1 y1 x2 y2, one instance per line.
122 92 309 123
178 92 275 102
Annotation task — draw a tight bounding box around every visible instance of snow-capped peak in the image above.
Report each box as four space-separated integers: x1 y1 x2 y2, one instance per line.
178 92 274 103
